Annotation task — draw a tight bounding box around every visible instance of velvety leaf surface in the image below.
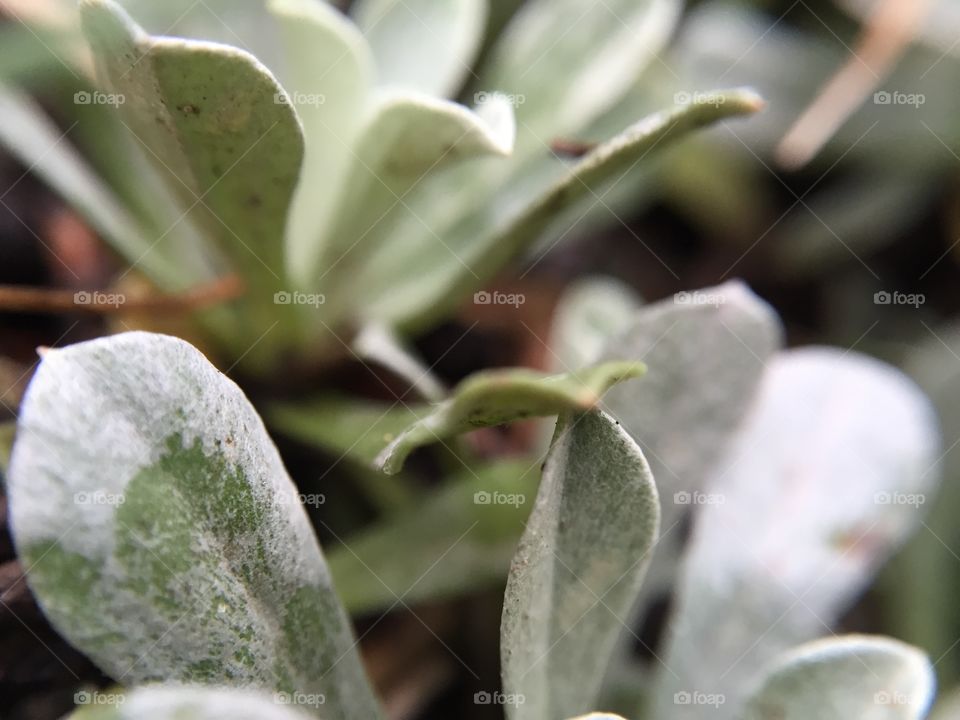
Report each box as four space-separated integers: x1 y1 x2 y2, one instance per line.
501 410 660 720
742 636 935 720
315 90 514 307
8 333 382 720
356 90 765 328
69 684 316 719
80 0 303 300
654 348 941 720
328 461 536 614
376 360 645 474
353 0 487 97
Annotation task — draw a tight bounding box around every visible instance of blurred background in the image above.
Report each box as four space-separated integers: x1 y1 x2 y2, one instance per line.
0 0 958 718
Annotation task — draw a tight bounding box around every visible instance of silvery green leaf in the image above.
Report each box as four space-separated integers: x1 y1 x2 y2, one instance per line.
352 323 446 402
549 277 643 372
479 0 682 160
355 90 765 329
269 0 374 288
315 90 514 305
269 395 427 467
501 410 660 720
353 0 487 97
8 332 383 720
68 685 316 719
599 281 781 591
653 348 941 720
377 360 645 474
81 0 304 286
0 85 183 287
742 635 936 720
328 460 536 614
566 715 629 720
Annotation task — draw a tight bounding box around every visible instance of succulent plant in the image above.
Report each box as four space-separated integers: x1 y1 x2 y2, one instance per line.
0 0 762 371
5 280 942 719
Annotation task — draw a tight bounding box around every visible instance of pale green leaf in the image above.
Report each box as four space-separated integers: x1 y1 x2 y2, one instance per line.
8 332 382 720
80 0 304 288
599 281 782 592
269 394 427 467
501 410 660 720
328 461 536 614
653 348 941 720
566 715 629 720
353 0 487 97
377 360 645 474
742 635 936 720
479 0 683 160
68 684 316 719
357 89 765 328
269 0 374 288
315 89 514 306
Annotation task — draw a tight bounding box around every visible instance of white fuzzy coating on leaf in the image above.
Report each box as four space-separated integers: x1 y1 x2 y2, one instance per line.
501 409 660 720
9 332 382 720
655 348 941 720
742 635 936 720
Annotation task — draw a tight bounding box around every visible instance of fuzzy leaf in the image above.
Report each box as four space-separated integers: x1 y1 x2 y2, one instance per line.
69 685 316 719
8 333 382 720
315 90 514 302
80 0 303 286
357 89 765 328
654 348 941 720
353 0 487 97
377 360 645 474
328 461 536 614
599 282 782 593
269 395 427 467
742 635 936 720
501 410 660 720
269 0 373 288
